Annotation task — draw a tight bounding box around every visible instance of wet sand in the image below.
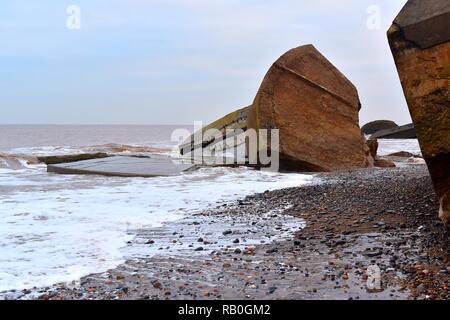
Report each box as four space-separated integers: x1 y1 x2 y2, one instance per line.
5 164 449 300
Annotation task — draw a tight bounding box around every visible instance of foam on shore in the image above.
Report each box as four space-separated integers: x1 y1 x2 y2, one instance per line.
0 138 421 293
0 160 314 292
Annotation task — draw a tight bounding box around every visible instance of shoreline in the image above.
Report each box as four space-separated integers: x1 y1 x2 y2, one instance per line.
3 164 449 300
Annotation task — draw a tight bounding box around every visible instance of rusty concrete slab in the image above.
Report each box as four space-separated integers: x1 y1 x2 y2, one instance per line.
47 156 195 178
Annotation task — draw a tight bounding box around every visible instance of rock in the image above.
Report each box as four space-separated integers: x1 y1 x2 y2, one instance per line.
388 0 450 227
247 44 373 171
38 153 109 165
366 138 379 159
177 44 375 172
374 159 396 168
200 291 210 297
362 120 398 135
388 151 415 158
363 249 383 258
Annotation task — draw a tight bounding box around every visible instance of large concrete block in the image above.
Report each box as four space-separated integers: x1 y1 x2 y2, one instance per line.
388 0 450 227
247 44 372 171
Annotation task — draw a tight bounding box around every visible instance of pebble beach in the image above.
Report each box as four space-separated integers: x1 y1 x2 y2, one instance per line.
5 163 448 300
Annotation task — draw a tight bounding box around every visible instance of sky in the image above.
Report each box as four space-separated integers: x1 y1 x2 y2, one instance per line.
0 0 411 125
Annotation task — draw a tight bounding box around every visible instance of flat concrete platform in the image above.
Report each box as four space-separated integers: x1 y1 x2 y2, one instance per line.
47 156 195 178
371 123 417 139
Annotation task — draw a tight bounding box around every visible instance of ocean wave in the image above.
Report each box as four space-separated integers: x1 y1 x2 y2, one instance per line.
0 153 40 170
9 143 171 157
0 143 173 170
0 166 315 292
377 139 422 157
84 143 170 155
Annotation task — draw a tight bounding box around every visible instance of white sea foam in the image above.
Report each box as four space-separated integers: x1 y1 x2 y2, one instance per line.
0 162 314 293
377 139 422 156
0 136 421 293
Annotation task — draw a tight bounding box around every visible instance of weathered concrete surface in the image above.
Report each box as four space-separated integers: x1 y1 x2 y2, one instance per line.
392 0 450 49
362 120 398 135
179 106 251 166
48 156 195 178
179 106 251 156
38 153 109 165
248 44 373 171
178 46 375 172
371 123 417 139
388 0 450 227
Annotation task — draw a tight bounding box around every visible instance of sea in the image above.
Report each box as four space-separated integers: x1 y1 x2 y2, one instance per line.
0 125 422 293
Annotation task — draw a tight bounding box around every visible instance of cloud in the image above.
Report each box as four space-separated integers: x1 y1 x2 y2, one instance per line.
0 0 410 125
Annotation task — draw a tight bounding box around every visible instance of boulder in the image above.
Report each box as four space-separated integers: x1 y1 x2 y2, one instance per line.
247 44 373 171
374 159 396 168
387 151 415 158
362 120 398 135
366 138 379 159
388 0 450 227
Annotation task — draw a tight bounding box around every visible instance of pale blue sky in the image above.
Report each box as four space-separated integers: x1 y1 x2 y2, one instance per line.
0 0 410 125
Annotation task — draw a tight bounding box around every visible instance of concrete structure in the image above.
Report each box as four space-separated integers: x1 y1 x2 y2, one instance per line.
371 123 417 139
48 156 195 178
388 0 450 227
